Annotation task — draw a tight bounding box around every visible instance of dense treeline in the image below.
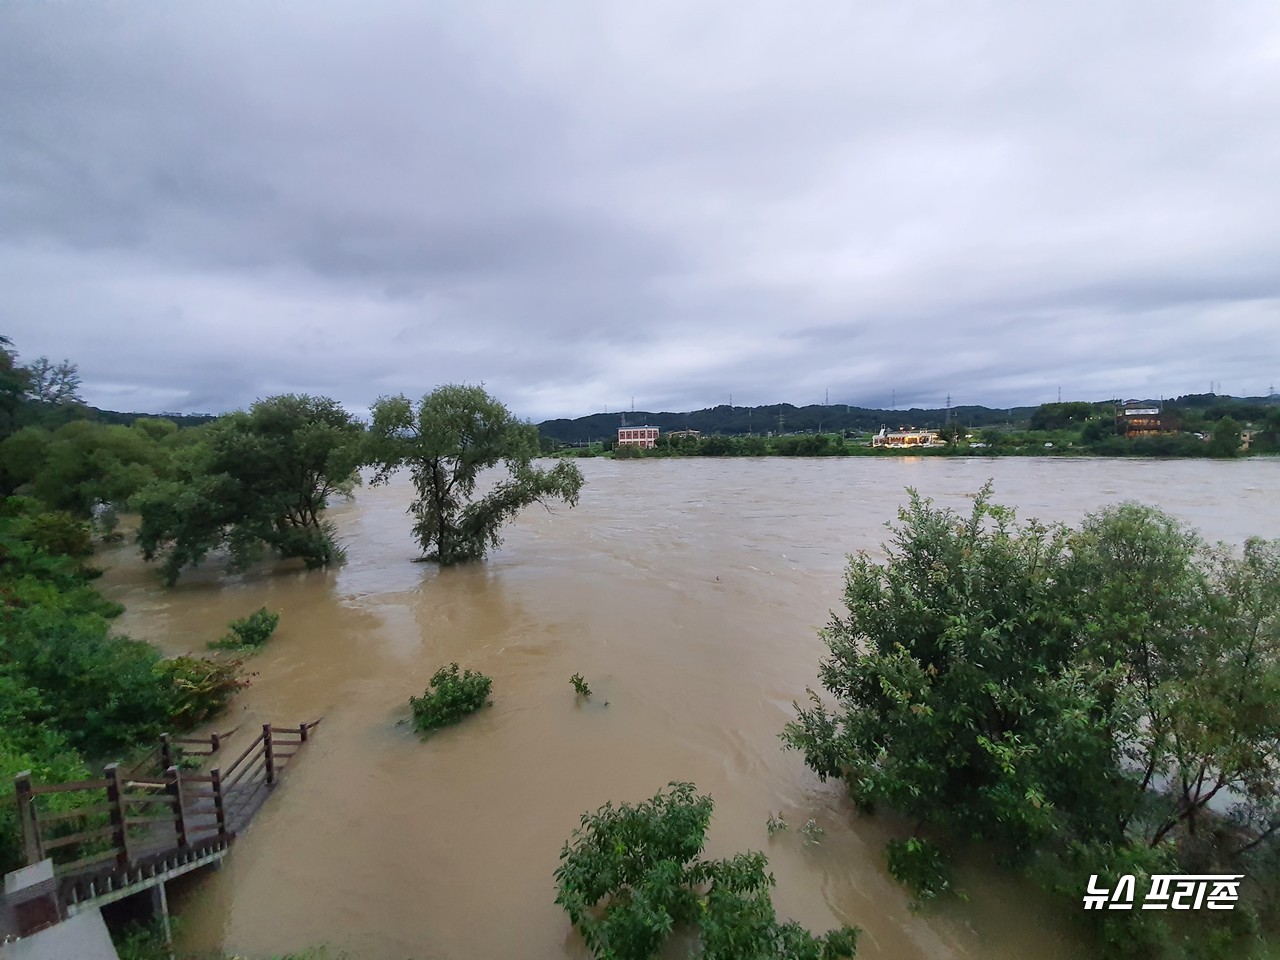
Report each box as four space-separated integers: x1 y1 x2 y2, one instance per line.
785 486 1280 958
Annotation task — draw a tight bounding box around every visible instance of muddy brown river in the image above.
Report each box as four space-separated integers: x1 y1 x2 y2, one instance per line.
98 457 1278 960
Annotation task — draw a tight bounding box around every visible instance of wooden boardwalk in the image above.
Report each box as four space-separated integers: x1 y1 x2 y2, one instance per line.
5 721 319 933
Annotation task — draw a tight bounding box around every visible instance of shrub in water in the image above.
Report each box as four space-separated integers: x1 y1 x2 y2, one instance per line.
554 781 859 960
409 663 493 733
211 607 280 650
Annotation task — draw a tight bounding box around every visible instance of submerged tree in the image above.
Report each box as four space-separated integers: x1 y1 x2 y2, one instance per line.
784 485 1280 956
137 394 363 584
368 385 584 564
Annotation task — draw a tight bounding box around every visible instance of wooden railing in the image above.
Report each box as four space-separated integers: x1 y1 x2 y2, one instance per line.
12 720 322 887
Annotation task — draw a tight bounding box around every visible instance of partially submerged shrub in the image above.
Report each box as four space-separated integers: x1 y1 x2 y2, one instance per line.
554 781 859 959
156 656 248 728
409 663 492 733
570 673 592 698
211 607 280 649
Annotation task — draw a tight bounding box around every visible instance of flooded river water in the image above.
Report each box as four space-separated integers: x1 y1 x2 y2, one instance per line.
98 456 1278 960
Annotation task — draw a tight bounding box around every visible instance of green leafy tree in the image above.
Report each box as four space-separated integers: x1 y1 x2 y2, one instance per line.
1209 416 1243 457
368 385 584 564
136 395 363 584
1030 401 1095 431
16 420 172 517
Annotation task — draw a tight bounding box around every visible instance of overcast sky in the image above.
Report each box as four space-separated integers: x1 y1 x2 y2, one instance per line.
2 1 1278 420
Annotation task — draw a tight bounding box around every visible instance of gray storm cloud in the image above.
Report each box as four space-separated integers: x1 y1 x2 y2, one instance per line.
1 0 1278 419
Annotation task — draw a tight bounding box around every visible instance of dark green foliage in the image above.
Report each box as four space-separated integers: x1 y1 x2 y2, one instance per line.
784 485 1280 957
409 663 493 733
885 838 951 905
570 673 592 697
137 394 363 583
0 415 189 517
211 607 281 650
368 385 585 565
0 681 94 873
1029 401 1098 431
0 335 30 448
554 782 859 960
1209 416 1243 457
0 498 245 754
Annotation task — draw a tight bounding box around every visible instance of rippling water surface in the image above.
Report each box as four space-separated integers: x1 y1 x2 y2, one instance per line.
98 457 1279 960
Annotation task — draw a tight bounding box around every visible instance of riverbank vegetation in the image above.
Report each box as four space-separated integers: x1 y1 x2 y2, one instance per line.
0 496 246 874
784 483 1280 957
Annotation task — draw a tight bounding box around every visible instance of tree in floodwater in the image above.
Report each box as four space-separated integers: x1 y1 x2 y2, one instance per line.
136 394 363 584
368 385 584 564
783 483 1280 957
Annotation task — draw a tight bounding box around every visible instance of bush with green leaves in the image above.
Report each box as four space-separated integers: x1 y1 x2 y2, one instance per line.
570 672 592 697
554 781 859 960
409 663 493 733
211 607 280 649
